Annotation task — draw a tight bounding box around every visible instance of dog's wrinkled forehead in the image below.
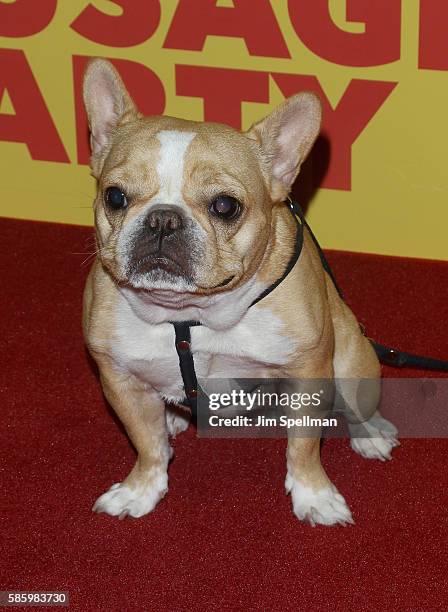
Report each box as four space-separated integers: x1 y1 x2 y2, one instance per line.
101 117 265 212
85 58 323 209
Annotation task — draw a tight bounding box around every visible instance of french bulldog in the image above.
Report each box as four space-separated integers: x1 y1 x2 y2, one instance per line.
82 59 398 526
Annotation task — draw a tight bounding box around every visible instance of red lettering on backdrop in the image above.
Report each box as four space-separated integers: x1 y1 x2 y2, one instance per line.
0 49 69 162
288 0 401 67
73 56 166 164
419 0 448 70
164 0 290 58
0 0 57 37
273 74 397 190
70 0 160 47
175 65 269 129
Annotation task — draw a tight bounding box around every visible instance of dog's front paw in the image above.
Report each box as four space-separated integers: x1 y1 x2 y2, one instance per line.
349 414 399 461
285 473 354 526
92 473 168 519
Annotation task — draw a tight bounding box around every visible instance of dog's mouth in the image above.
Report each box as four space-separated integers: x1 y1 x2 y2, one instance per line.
131 254 186 277
126 251 237 294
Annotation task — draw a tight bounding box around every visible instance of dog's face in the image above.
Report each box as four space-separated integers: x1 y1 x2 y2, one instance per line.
83 60 321 296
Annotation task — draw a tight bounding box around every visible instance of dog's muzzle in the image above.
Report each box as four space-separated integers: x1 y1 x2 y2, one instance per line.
127 206 194 279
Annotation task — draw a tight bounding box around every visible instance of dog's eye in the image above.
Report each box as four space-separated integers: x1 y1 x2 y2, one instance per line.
105 186 128 210
209 195 241 220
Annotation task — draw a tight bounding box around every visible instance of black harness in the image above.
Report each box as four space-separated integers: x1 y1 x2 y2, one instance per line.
170 199 448 416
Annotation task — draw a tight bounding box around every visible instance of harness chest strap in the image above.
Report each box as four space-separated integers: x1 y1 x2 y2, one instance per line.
172 320 201 405
170 199 448 416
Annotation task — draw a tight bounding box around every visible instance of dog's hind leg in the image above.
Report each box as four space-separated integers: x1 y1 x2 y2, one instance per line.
165 404 190 437
285 342 353 526
328 279 399 460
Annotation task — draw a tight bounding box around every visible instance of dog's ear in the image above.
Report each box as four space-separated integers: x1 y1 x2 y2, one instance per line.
83 58 139 172
246 92 322 200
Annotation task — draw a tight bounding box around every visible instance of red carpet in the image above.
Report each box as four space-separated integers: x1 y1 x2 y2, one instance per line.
1 217 447 611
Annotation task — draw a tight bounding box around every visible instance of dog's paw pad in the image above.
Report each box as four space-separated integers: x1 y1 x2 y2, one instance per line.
92 474 168 519
286 475 353 526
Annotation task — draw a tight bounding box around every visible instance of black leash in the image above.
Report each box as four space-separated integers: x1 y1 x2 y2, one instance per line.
172 199 448 416
290 198 448 373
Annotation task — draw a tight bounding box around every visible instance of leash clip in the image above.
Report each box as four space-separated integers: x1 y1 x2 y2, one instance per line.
379 348 406 367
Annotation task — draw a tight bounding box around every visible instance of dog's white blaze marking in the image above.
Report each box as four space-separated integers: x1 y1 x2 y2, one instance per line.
116 130 198 264
155 130 196 205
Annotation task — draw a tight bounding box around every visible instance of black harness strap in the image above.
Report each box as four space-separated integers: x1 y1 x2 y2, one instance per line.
250 199 304 307
172 321 201 408
171 199 448 416
295 199 344 299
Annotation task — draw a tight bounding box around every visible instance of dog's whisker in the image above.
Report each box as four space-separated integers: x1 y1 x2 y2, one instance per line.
81 253 98 266
70 244 110 267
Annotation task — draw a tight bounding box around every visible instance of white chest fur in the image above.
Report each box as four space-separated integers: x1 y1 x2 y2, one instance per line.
110 294 297 403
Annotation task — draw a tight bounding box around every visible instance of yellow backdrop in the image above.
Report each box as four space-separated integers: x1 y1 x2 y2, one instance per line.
1 0 447 260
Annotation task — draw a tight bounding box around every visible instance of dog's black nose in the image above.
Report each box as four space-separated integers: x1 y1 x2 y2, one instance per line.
147 207 183 238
